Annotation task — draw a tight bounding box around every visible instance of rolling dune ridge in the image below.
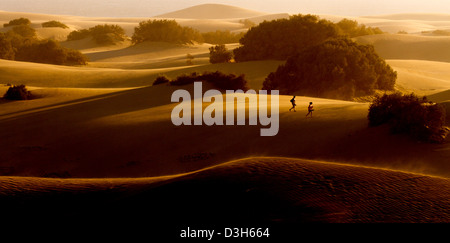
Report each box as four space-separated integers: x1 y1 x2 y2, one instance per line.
1 4 450 228
3 157 450 224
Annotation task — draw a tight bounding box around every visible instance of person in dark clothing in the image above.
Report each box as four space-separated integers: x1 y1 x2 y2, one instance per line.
289 96 296 112
306 102 314 117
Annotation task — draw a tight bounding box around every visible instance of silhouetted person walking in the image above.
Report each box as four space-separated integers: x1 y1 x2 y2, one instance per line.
289 96 296 112
306 102 314 117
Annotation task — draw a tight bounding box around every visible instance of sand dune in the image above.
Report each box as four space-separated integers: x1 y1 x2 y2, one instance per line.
155 3 267 19
34 27 73 41
386 59 450 96
355 34 450 62
3 157 450 225
2 5 450 227
1 83 449 179
0 57 281 89
321 13 450 33
364 13 450 22
4 7 450 46
0 4 281 40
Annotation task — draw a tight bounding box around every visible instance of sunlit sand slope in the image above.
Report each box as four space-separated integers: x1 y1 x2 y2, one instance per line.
386 59 450 96
1 83 449 179
355 34 450 62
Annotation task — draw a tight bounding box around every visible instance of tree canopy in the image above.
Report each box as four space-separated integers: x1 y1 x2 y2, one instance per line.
233 15 385 62
3 17 31 27
335 18 383 37
67 24 126 45
15 39 87 65
0 20 87 66
132 19 202 44
209 44 233 64
263 38 397 100
234 15 339 62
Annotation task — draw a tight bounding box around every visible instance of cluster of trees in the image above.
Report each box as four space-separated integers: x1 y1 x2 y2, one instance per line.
0 18 87 65
3 17 31 27
153 71 249 91
233 14 384 62
15 39 87 65
368 93 448 143
209 44 233 64
335 18 383 37
67 24 126 45
132 19 202 44
262 38 397 100
41 20 69 29
132 20 245 45
234 15 339 62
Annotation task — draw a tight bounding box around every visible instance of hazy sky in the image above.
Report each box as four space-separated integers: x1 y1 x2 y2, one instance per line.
1 0 450 17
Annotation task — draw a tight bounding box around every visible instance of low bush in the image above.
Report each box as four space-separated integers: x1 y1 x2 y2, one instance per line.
67 24 125 45
3 18 31 27
8 25 37 39
368 92 448 143
67 29 90 41
168 71 249 91
152 75 170 86
15 39 87 65
3 85 32 100
132 19 203 44
209 44 233 64
42 20 69 29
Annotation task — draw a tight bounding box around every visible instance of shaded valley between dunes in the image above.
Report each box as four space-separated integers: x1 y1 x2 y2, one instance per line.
1 4 450 228
3 157 450 224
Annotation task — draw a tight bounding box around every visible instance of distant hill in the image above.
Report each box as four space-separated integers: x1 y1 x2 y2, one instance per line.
155 3 267 19
355 34 450 62
363 13 450 21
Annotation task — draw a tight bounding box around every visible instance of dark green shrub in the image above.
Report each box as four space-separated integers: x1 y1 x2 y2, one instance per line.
3 85 32 100
8 25 36 39
202 71 248 91
67 25 125 45
0 33 15 60
209 44 233 64
263 37 396 100
233 15 385 62
89 24 125 45
170 71 249 91
170 72 199 86
15 39 87 65
153 75 170 86
42 20 69 29
132 19 203 44
3 18 31 27
67 29 90 41
368 93 447 143
0 29 85 65
234 14 338 62
336 18 384 37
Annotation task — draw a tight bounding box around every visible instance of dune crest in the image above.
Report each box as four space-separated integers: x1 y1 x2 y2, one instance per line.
155 3 267 19
2 157 450 224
